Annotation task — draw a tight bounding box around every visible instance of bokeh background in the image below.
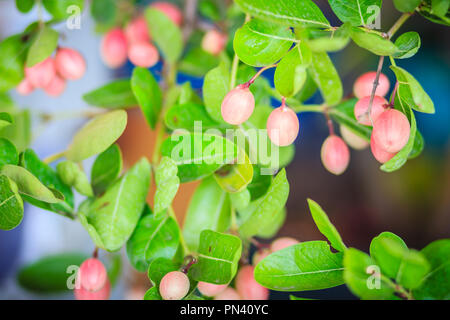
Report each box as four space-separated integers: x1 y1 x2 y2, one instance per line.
0 0 449 299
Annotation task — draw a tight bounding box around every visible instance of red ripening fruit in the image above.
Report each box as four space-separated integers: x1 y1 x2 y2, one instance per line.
321 135 350 175
125 17 150 44
151 2 183 26
235 265 269 300
252 248 271 266
221 84 255 125
370 136 396 163
16 78 34 95
267 105 299 147
354 95 388 126
340 125 369 150
270 237 299 252
202 30 228 56
127 42 159 68
54 47 86 80
214 287 241 300
372 109 410 153
353 71 390 99
74 279 111 300
197 282 227 297
43 75 66 97
78 258 108 292
159 271 190 300
25 57 56 89
101 28 128 68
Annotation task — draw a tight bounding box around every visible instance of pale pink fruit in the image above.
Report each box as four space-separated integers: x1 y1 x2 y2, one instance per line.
25 57 56 88
101 28 128 68
354 95 388 126
127 42 159 68
370 136 396 163
353 71 390 99
320 135 350 175
54 47 86 80
252 248 271 266
270 237 299 252
221 84 255 125
74 279 111 300
267 105 299 146
372 109 410 153
197 282 228 297
235 265 269 300
340 125 369 150
16 78 34 95
125 17 150 44
43 75 66 97
78 258 107 292
159 271 190 300
214 287 241 300
151 2 183 26
202 30 228 55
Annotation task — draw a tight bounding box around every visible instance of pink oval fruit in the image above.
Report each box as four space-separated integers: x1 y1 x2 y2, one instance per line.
354 95 387 126
372 109 410 153
43 75 66 97
74 279 111 300
127 42 159 68
25 57 56 88
321 135 350 175
197 282 228 297
214 288 241 300
270 237 299 252
252 248 271 266
78 258 108 292
16 78 34 95
221 85 255 125
340 125 369 150
101 28 128 68
267 106 299 146
125 17 150 44
235 265 269 300
370 136 396 163
54 47 86 80
159 271 190 300
151 2 183 26
353 72 390 99
202 30 228 55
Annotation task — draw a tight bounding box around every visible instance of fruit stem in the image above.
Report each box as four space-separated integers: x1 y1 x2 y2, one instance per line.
180 255 197 273
388 12 413 38
366 55 385 126
93 247 99 259
324 110 335 136
388 81 399 107
247 64 277 86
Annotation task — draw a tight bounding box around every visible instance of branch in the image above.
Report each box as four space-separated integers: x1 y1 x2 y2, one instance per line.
182 0 198 43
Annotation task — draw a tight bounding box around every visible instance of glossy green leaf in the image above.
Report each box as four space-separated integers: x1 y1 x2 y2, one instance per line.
255 241 344 291
131 67 162 129
177 81 203 105
295 74 318 102
274 43 311 97
393 0 421 12
154 157 180 215
42 0 84 19
235 0 330 28
214 148 253 193
329 98 371 140
179 48 220 77
147 257 179 286
66 110 127 162
126 206 180 272
90 0 117 27
329 0 382 26
418 0 450 26
431 0 450 17
16 0 35 13
0 138 18 167
308 199 347 252
247 166 272 201
350 27 398 56
203 61 230 123
56 160 93 197
145 8 183 64
257 207 286 239
408 130 425 159
393 32 421 59
229 188 251 211
91 144 122 195
0 113 13 130
190 230 242 284
234 19 294 67
299 24 350 52
26 26 58 67
0 35 27 91
0 175 23 230
144 286 162 300
83 79 137 109
0 109 31 152
183 177 231 251
78 158 151 252
370 232 408 279
165 103 225 131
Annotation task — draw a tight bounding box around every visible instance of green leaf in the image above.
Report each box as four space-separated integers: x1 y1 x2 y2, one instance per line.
393 32 421 59
65 110 127 162
202 61 230 123
290 295 314 300
154 157 180 215
91 144 122 195
144 286 162 300
0 138 18 167
189 230 242 284
390 66 435 114
83 79 137 109
274 43 311 97
298 24 350 52
26 26 58 67
147 257 179 286
0 113 13 130
90 0 116 27
418 0 450 26
78 158 151 252
329 98 371 140
393 0 421 12
0 109 31 152
165 103 225 131
329 0 382 26
343 248 395 299
247 166 272 200
0 35 27 91
229 188 251 212
126 205 180 272
256 207 286 239
183 177 231 251
431 0 450 17
350 27 398 56
131 67 162 129
0 175 23 230
160 132 238 183
370 232 408 279
17 253 87 293
145 8 183 64
237 64 272 106
16 0 35 13
179 48 220 77
413 239 450 300
307 199 347 252
42 0 84 19
1 164 63 203
255 241 345 291
239 169 289 238
214 148 253 193
233 19 293 67
56 160 93 197
177 81 203 105
235 0 330 28
408 130 425 159
308 51 343 106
